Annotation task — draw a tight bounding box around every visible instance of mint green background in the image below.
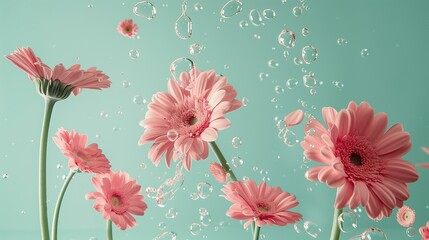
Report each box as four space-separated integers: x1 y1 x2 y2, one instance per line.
1 0 429 239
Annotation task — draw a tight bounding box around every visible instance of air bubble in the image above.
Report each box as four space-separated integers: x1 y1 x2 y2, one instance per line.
133 1 157 20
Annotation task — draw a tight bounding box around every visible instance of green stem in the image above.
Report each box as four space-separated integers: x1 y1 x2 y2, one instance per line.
51 170 76 240
330 189 343 240
107 220 113 240
39 97 56 240
209 141 238 182
253 225 261 240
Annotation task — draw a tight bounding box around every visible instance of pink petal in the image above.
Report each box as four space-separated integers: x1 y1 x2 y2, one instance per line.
284 109 304 128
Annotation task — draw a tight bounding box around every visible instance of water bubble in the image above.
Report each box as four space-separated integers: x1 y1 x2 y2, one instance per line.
133 1 157 20
262 9 276 19
271 97 278 103
194 3 203 11
199 208 208 215
56 164 63 169
337 38 348 45
197 182 213 199
140 162 147 169
302 46 318 64
20 210 26 214
303 75 316 88
253 34 261 39
167 130 179 141
88 4 93 8
220 0 243 18
190 192 199 200
122 80 131 88
294 222 303 233
232 156 243 167
338 211 358 233
239 20 249 28
153 231 177 240
332 81 344 89
189 44 203 55
268 59 279 68
283 129 299 147
278 29 296 48
200 213 212 226
283 50 290 59
146 187 158 199
129 49 140 59
219 221 230 228
175 15 192 40
158 222 166 230
293 6 303 17
165 208 178 218
301 27 309 36
294 56 303 65
133 95 147 105
232 137 243 148
286 78 298 89
361 48 370 58
259 72 269 81
224 64 230 69
249 9 263 26
406 227 416 237
362 228 387 240
303 221 321 238
170 57 195 81
190 223 202 235
2 173 8 179
310 89 317 96
241 97 249 106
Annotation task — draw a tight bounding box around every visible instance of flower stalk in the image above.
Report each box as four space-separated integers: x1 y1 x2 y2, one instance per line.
330 189 343 240
107 220 113 240
209 141 238 182
253 225 261 240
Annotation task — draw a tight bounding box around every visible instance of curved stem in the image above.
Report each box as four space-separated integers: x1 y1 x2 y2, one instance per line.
330 189 343 240
107 220 113 240
51 170 76 240
253 225 261 240
209 141 238 182
39 97 56 240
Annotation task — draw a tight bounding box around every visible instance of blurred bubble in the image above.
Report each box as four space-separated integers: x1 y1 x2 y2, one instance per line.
133 95 147 105
275 85 285 94
337 38 348 45
286 78 298 89
268 59 279 68
303 221 321 238
361 48 370 58
158 222 166 230
194 3 203 11
232 156 243 167
129 49 140 59
293 6 303 17
302 46 318 64
189 44 203 55
133 1 157 20
239 20 249 28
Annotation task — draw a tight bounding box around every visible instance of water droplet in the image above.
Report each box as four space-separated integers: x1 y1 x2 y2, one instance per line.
283 50 290 59
158 222 166 230
310 89 317 96
241 97 249 106
190 192 199 200
189 43 203 55
362 228 387 240
278 29 296 48
293 6 303 17
140 162 147 169
224 64 230 69
170 57 195 81
122 80 131 88
361 48 370 58
268 59 279 68
197 182 213 199
301 27 309 36
220 0 243 18
133 1 157 20
303 75 316 88
88 4 93 8
303 221 321 238
133 95 147 105
294 56 303 65
190 223 202 235
56 164 63 169
232 156 243 167
249 9 263 26
262 9 276 19
259 72 269 81
20 210 26 214
337 38 348 45
165 208 178 218
286 78 298 89
2 173 8 179
194 3 203 11
167 130 179 141
129 49 140 59
294 222 303 233
338 211 358 233
200 213 212 226
283 129 299 147
232 137 243 148
275 85 285 94
153 231 177 240
199 208 208 215
239 20 249 28
302 46 318 64
332 81 344 89
406 227 416 237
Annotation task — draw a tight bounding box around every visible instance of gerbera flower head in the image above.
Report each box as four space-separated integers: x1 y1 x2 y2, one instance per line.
303 101 418 220
420 221 429 240
396 205 416 227
117 19 138 38
221 179 302 228
5 47 111 99
209 162 227 182
53 128 111 174
86 171 148 230
138 69 241 171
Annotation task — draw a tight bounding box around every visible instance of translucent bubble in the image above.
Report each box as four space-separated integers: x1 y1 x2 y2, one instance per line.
133 95 147 105
332 81 344 89
406 227 416 237
310 88 317 96
122 80 131 88
220 0 243 18
170 57 195 81
56 164 63 169
219 221 230 228
294 222 303 233
159 222 166 230
190 223 202 235
283 129 299 147
167 130 179 141
262 9 276 19
88 237 97 240
241 97 249 106
303 75 316 88
271 97 278 103
133 1 157 20
165 208 178 218
293 6 303 17
146 187 158 199
20 210 26 214
268 59 279 68
302 46 318 64
190 192 199 200
129 49 140 59
274 85 285 94
194 3 203 11
224 64 230 69
259 72 269 81
200 213 212 226
232 156 243 167
303 221 321 238
197 182 213 199
361 49 370 58
153 231 177 240
301 27 309 36
2 173 8 179
189 44 203 55
140 163 147 169
283 50 290 59
286 78 298 89
253 34 261 39
294 56 303 65
239 20 249 28
175 13 193 40
232 137 243 148
278 29 296 48
249 9 263 26
337 38 348 45
88 4 93 8
362 228 387 240
337 211 358 233
199 208 208 215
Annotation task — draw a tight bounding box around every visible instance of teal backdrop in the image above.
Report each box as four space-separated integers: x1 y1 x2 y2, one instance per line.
1 0 429 239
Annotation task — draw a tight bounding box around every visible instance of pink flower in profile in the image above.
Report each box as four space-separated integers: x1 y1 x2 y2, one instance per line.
117 19 138 38
138 69 241 171
209 162 226 182
284 109 304 128
86 171 148 230
5 47 111 96
53 128 111 174
303 101 419 220
420 221 429 240
221 179 302 228
396 205 415 227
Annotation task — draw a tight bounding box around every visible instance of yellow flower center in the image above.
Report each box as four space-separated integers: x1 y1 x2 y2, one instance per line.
110 196 121 207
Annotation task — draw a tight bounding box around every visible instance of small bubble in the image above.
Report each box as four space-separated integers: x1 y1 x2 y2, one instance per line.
241 97 249 106
278 29 296 48
361 48 370 57
332 81 344 89
167 130 179 141
259 72 269 81
20 210 26 214
158 222 166 230
56 164 63 169
306 128 316 135
275 85 285 94
286 78 298 89
165 208 178 219
2 173 8 179
112 127 121 132
190 44 203 55
200 213 212 226
133 95 147 105
194 3 203 11
100 111 108 118
219 221 230 228
199 208 208 215
283 129 299 147
129 49 140 59
232 137 243 148
294 56 304 65
283 50 290 59
220 0 243 18
262 9 276 19
253 34 261 39
197 182 213 199
337 38 348 45
406 227 416 237
362 228 387 240
268 59 279 68
88 237 97 240
302 46 318 64
133 1 157 20
190 192 200 200
249 9 263 26
253 166 259 171
154 231 177 240
271 97 278 103
303 75 317 88
338 211 358 233
224 64 230 69
239 20 249 28
140 163 147 169
293 6 303 17
232 156 243 167
87 4 93 8
294 221 303 233
303 221 321 238
301 27 309 36
190 223 202 235
122 80 131 88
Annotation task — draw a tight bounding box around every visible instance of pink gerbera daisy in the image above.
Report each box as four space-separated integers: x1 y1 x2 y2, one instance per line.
86 171 148 230
209 162 227 182
117 19 138 38
53 128 111 174
221 179 302 228
420 221 429 240
5 47 111 98
303 101 419 220
138 69 241 171
396 205 416 227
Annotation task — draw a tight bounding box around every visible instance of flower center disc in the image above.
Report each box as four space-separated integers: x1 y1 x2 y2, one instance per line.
257 202 270 212
110 196 121 207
